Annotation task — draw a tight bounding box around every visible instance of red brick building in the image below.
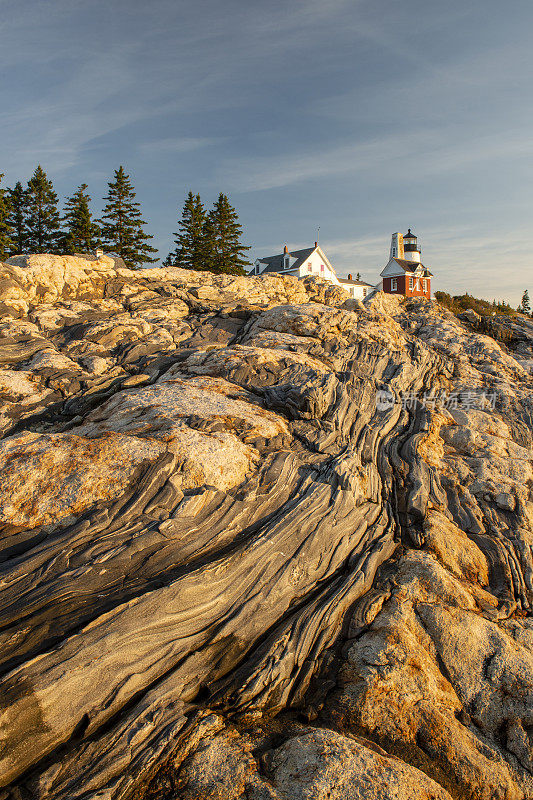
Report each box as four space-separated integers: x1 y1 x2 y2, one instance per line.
380 230 432 298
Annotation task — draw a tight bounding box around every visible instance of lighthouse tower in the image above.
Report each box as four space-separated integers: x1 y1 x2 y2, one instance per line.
402 228 421 264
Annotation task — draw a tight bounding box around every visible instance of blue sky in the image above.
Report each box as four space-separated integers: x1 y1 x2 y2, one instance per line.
1 0 532 304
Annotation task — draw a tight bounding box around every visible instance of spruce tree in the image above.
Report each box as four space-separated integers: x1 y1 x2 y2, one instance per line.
0 174 13 260
203 193 250 275
521 289 531 315
166 191 207 270
26 165 62 253
98 166 157 269
61 184 100 254
6 182 29 254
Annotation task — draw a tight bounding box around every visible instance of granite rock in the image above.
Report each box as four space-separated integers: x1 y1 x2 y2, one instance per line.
0 257 531 800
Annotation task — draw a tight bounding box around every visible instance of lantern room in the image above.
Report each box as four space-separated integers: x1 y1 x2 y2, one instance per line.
402 229 421 263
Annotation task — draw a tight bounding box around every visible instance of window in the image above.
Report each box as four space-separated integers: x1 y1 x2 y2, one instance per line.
284 256 290 270
320 264 325 272
308 263 312 272
408 276 413 291
391 278 397 291
363 288 367 297
423 279 427 292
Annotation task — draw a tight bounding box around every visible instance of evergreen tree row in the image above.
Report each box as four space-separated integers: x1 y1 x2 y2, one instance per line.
163 191 250 276
0 166 251 275
0 165 157 269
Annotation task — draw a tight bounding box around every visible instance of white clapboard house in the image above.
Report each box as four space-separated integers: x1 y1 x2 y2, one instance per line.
250 242 373 300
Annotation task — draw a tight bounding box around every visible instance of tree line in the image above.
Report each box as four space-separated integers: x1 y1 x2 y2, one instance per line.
435 290 531 317
0 165 250 274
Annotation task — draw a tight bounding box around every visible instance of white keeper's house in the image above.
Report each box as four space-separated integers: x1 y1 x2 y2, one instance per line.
250 241 374 300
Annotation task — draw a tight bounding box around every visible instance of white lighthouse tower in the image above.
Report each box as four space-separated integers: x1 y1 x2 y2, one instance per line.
402 229 422 263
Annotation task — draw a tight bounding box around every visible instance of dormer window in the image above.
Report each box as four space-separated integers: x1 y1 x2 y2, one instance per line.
284 256 290 270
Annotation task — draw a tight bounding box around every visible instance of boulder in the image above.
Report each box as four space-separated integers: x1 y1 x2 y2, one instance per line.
178 728 454 800
461 308 482 325
262 730 454 800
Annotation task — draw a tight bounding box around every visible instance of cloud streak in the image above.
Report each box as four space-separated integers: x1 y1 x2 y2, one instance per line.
217 126 533 193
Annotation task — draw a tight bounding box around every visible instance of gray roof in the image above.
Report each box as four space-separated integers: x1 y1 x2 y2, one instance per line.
391 258 433 277
338 277 373 287
251 247 316 275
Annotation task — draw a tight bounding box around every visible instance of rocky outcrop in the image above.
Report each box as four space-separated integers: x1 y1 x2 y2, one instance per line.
176 724 454 799
0 255 531 799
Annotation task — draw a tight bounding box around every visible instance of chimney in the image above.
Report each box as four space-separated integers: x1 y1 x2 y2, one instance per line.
284 245 288 254
314 241 318 248
348 273 352 280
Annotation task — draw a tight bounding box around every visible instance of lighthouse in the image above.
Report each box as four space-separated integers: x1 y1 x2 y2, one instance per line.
380 228 433 298
402 229 421 264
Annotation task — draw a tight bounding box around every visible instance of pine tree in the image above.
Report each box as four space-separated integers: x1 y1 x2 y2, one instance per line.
26 165 62 253
6 182 29 254
0 174 13 260
61 184 100 254
203 193 250 275
521 289 531 315
98 166 158 269
166 191 207 270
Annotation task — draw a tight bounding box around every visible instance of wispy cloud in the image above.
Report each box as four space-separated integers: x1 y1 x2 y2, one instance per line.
3 1 367 178
1 40 146 177
217 127 533 193
138 136 223 155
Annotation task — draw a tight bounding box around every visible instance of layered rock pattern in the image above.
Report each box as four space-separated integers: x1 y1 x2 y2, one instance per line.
0 255 531 799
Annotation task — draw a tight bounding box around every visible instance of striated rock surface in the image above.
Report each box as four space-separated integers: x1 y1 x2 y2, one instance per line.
0 255 531 799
